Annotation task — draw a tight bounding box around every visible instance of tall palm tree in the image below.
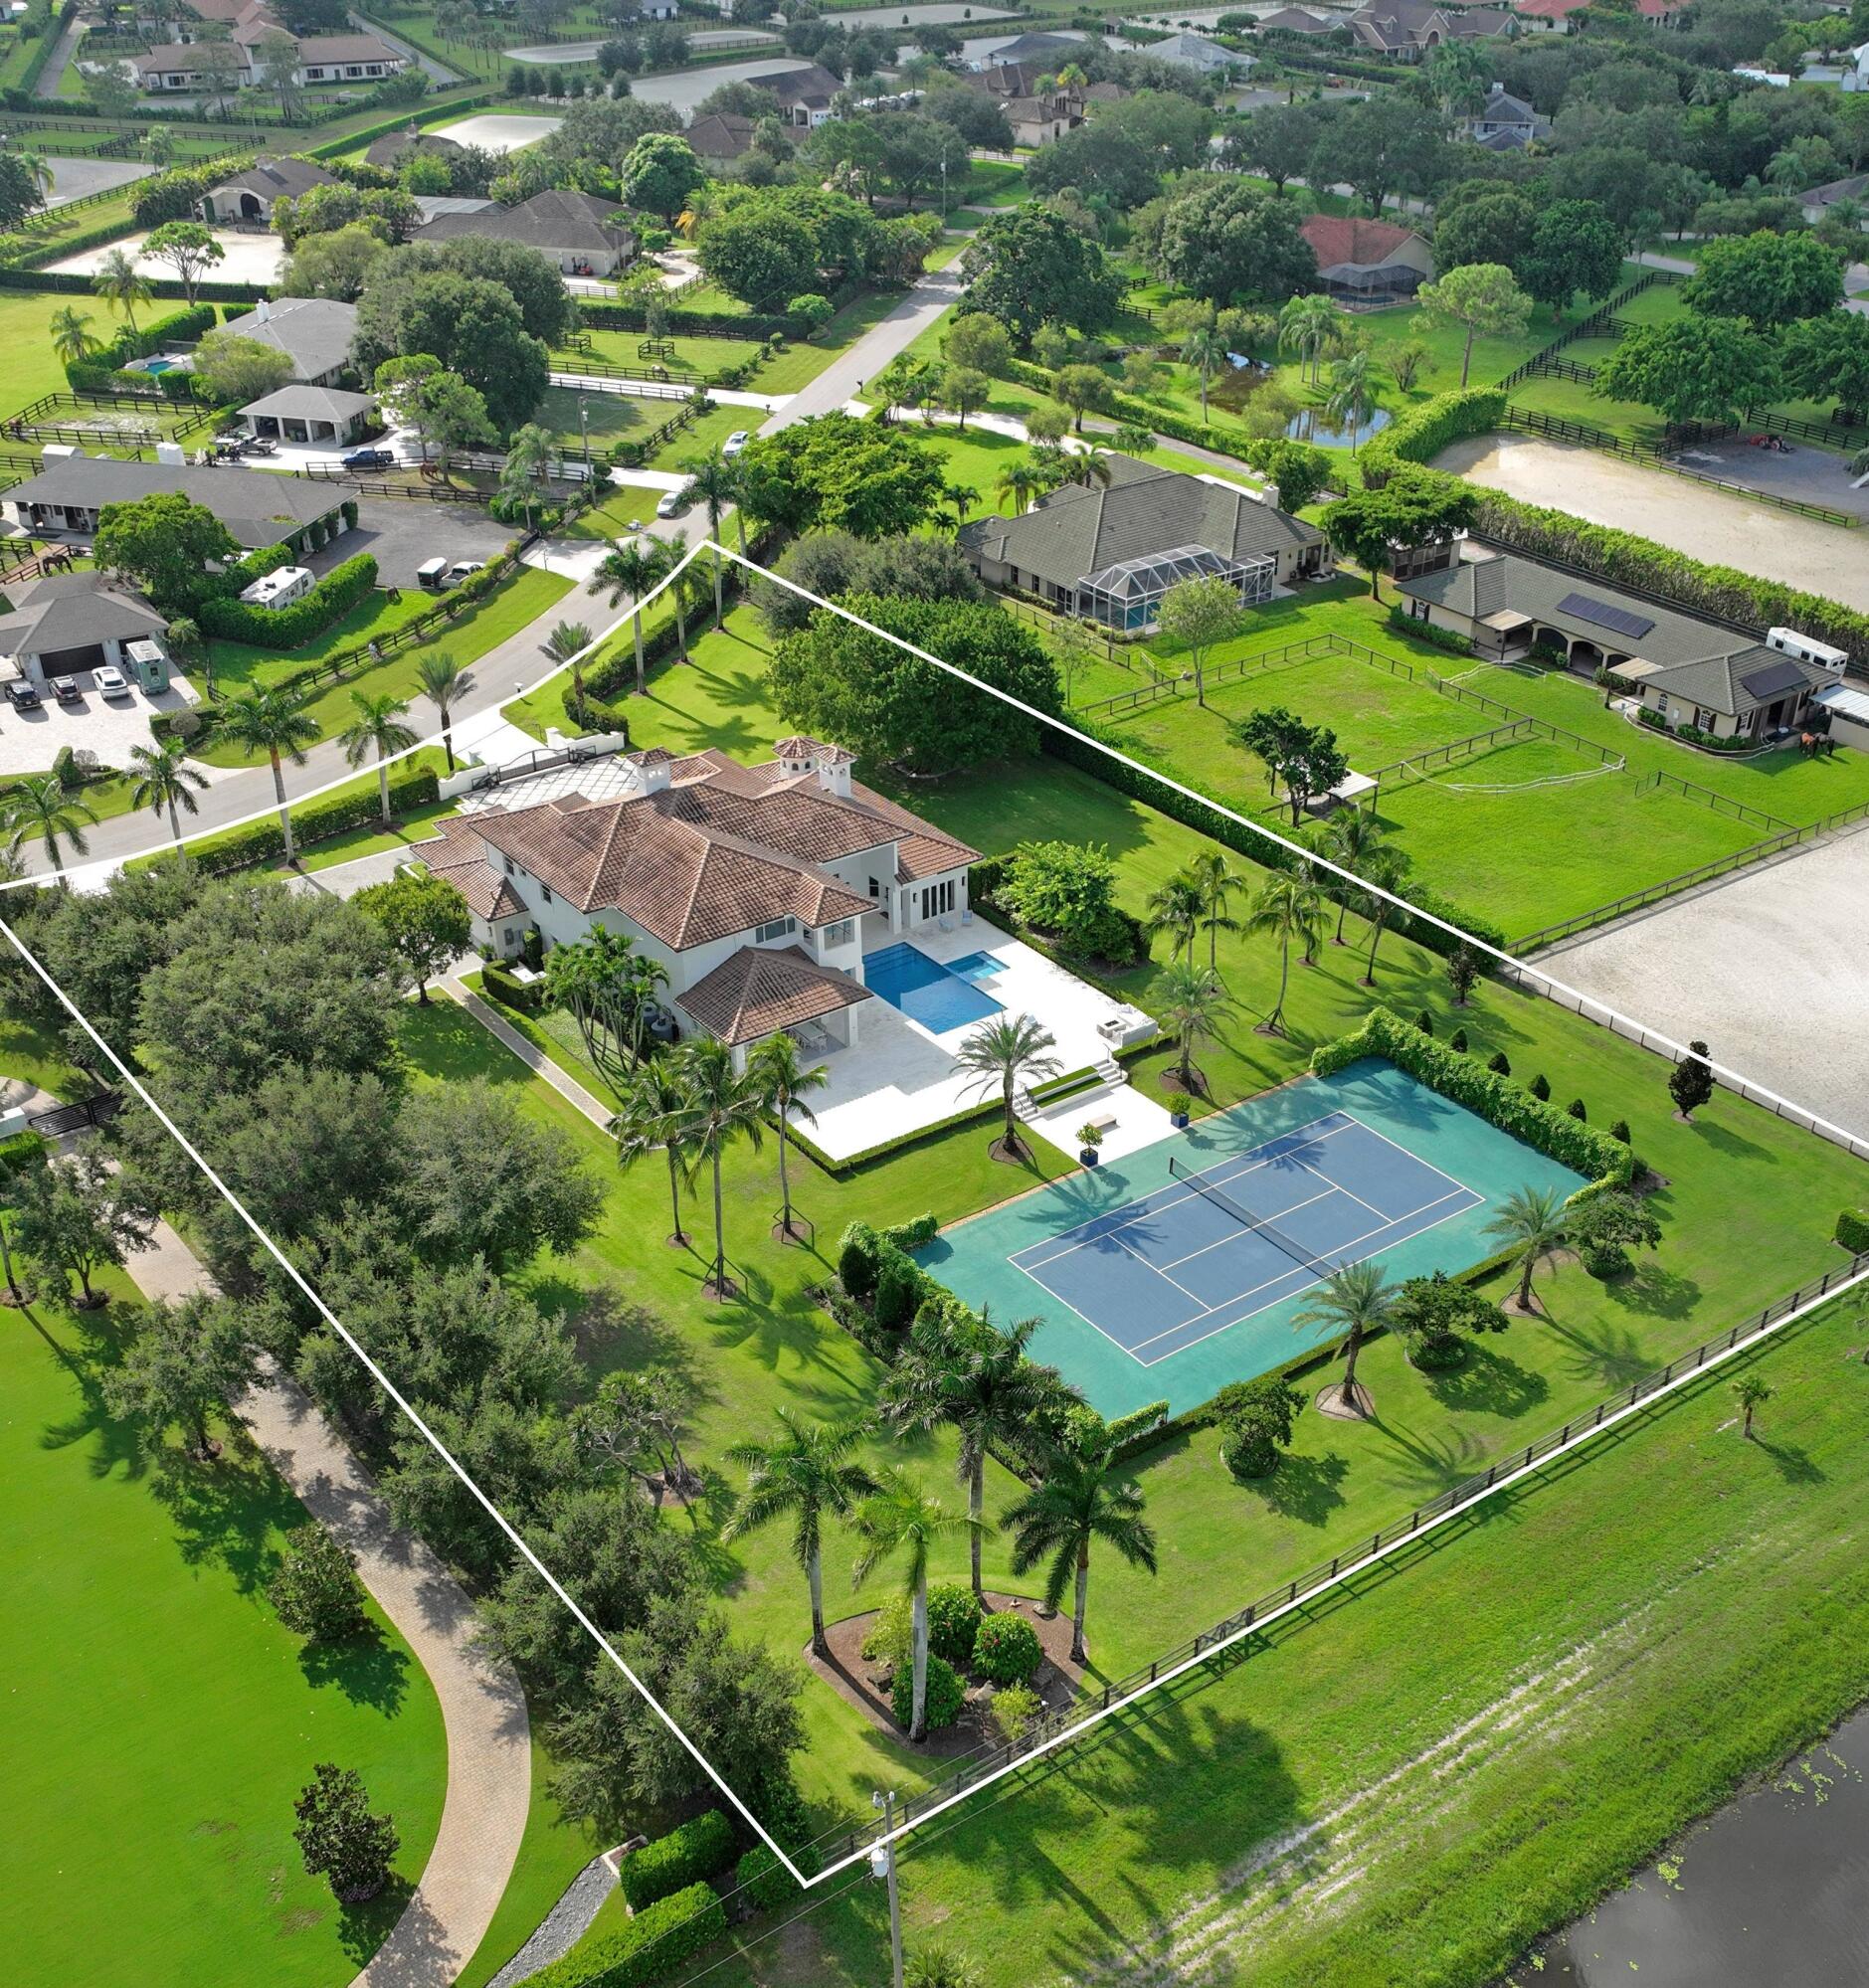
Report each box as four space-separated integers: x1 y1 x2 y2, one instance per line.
1277 291 1338 388
125 738 208 851
1189 848 1242 970
544 619 594 721
1293 1260 1395 1416
339 689 418 826
17 150 50 206
1143 866 1207 966
1323 350 1379 453
671 1034 763 1300
1485 1184 1569 1314
946 482 980 528
724 1409 877 1659
1313 805 1386 946
415 649 474 773
1180 319 1229 422
1247 873 1324 1035
1003 1438 1157 1667
954 1011 1062 1160
1068 447 1115 490
1150 961 1230 1094
747 1030 829 1241
588 536 667 697
668 543 707 659
882 1307 1050 1601
1356 845 1411 988
92 247 152 350
850 1468 985 1740
0 773 96 878
678 448 741 624
609 1052 695 1249
49 306 98 370
994 458 1042 517
214 686 318 862
499 420 557 527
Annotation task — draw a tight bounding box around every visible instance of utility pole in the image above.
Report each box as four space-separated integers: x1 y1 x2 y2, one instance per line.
870 1789 904 1988
578 390 590 471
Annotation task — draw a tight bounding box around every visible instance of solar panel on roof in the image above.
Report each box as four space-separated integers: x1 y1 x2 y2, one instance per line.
1556 591 1655 641
1739 658 1807 701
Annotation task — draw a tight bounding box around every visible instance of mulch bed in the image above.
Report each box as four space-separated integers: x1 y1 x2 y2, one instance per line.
809 1592 1088 1755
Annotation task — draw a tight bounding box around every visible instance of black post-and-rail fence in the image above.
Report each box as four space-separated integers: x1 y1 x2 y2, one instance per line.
805 1248 1869 1875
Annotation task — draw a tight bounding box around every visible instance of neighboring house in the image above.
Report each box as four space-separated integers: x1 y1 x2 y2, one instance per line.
133 18 406 89
1799 170 1869 225
764 62 844 127
0 573 167 687
1300 212 1435 299
1508 0 1589 31
1460 85 1541 148
195 154 335 225
419 739 980 1069
1395 549 1840 741
240 384 374 448
966 29 1089 70
363 125 466 172
957 457 1330 631
1256 7 1347 34
219 296 360 387
1351 1 1516 57
3 455 348 551
1140 31 1251 76
684 111 756 162
416 188 636 277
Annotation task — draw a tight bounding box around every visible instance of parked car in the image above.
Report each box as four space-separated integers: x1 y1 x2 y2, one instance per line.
344 448 396 470
50 675 81 705
722 430 750 459
4 677 40 710
655 486 690 519
241 435 278 457
93 665 131 699
445 559 485 585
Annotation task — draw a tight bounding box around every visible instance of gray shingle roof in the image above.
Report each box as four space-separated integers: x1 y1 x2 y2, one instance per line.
4 457 343 549
416 189 635 259
211 156 334 203
219 296 359 383
0 573 166 656
240 384 374 420
960 458 1322 596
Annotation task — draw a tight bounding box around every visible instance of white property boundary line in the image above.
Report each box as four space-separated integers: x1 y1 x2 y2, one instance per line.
8 535 1868 1894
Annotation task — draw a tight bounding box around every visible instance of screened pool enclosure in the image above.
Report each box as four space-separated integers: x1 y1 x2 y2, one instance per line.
1073 544 1277 631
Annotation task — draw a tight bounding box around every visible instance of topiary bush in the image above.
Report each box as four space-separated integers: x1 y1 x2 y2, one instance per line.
620 1810 737 1911
1834 1207 1869 1253
1610 1119 1631 1144
1567 1097 1588 1121
873 1252 922 1332
1416 1010 1433 1033
1449 1027 1468 1053
972 1610 1042 1688
892 1651 965 1732
837 1220 879 1299
1530 1074 1551 1101
1488 1051 1510 1075
925 1582 982 1668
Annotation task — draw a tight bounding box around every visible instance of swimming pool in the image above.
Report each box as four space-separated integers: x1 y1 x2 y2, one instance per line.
863 942 1004 1033
945 949 1005 985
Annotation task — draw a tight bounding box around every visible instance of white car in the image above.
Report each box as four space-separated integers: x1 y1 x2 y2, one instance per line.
655 487 690 519
444 560 484 585
93 665 131 699
721 430 750 460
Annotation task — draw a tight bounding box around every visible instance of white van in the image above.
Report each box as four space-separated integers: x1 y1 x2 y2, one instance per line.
416 557 449 588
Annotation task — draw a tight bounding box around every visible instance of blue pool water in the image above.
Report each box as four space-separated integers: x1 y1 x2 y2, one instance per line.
863 942 1004 1033
141 358 180 375
945 950 1004 984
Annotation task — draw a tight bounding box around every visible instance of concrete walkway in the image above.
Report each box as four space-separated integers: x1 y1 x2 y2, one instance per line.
119 1199 532 1988
443 974 616 1130
763 261 967 433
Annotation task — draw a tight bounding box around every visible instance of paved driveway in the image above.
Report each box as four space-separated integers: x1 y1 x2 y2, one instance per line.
0 669 203 779
309 499 515 590
45 158 152 208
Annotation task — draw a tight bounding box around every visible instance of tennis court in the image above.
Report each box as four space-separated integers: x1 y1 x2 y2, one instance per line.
917 1058 1589 1417
1012 1113 1481 1368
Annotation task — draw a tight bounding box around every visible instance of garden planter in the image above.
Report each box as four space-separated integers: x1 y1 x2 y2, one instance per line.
1170 1109 1190 1130
1079 1147 1099 1167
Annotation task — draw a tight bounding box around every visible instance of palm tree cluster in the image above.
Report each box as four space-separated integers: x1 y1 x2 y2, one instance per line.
726 1296 1158 1741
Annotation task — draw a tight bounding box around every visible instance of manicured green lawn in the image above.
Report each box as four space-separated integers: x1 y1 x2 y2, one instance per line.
911 422 1235 515
645 402 751 472
0 288 106 419
195 566 573 764
4 1274 447 1988
430 609 1868 1831
206 588 439 702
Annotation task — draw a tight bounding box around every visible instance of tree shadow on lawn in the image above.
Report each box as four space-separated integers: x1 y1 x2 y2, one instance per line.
1686 1112 1772 1164
334 1871 420 1968
1542 1311 1653 1390
297 1619 412 1717
1241 1445 1351 1529
1361 1406 1493 1505
1600 1259 1701 1323
1755 1435 1826 1487
1421 1339 1550 1419
146 1425 302 1596
399 1003 533 1089
27 1296 157 1487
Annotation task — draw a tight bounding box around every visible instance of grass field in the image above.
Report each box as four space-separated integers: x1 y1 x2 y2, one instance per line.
3 1272 448 1988
0 288 105 419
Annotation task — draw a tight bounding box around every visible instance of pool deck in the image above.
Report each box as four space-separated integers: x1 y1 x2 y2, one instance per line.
802 916 1170 1165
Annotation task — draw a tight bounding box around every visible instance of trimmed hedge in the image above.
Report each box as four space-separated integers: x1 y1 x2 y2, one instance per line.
1310 1005 1633 1190
303 89 493 161
1358 388 1506 487
0 263 267 302
735 1844 804 1913
171 765 440 875
482 963 544 1012
619 1810 737 1912
523 1881 726 1988
1836 1207 1869 1253
199 553 377 646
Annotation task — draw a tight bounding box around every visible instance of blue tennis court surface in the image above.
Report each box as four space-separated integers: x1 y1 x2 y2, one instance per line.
1012 1111 1480 1367
915 1057 1590 1418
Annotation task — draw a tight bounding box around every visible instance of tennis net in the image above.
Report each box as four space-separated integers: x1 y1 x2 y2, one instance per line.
1167 1155 1339 1284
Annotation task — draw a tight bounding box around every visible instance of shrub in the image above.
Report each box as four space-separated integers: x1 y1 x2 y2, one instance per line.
892 1651 965 1731
873 1252 922 1332
837 1219 879 1299
1835 1208 1869 1253
1488 1051 1510 1075
1416 1010 1432 1034
989 1681 1041 1742
172 766 440 875
1359 386 1507 487
1570 1188 1662 1280
198 553 378 647
1567 1097 1588 1121
620 1810 736 1911
269 1523 368 1642
973 1610 1042 1687
1610 1119 1631 1144
483 964 544 1013
735 1844 803 1913
1391 1271 1505 1366
1215 1372 1305 1477
1530 1074 1551 1101
926 1582 982 1668
862 1591 912 1671
1449 1027 1468 1053
524 1880 726 1988
882 1213 938 1250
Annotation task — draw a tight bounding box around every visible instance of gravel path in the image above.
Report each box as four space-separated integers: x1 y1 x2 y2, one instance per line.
487 1856 619 1988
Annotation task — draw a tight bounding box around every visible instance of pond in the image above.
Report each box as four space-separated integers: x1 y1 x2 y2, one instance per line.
1287 405 1393 451
1516 1703 1869 1984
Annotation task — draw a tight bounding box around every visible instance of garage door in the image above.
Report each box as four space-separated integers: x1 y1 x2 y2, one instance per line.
39 643 107 677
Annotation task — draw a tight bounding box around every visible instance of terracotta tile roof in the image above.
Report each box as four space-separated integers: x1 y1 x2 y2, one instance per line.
674 944 871 1046
1300 212 1425 270
416 814 526 920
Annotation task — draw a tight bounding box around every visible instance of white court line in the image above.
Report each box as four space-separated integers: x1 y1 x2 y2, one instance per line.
1157 1183 1343 1276
1102 1222 1207 1308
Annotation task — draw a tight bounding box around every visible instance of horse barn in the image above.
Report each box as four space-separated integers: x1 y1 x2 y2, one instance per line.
1394 546 1849 743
